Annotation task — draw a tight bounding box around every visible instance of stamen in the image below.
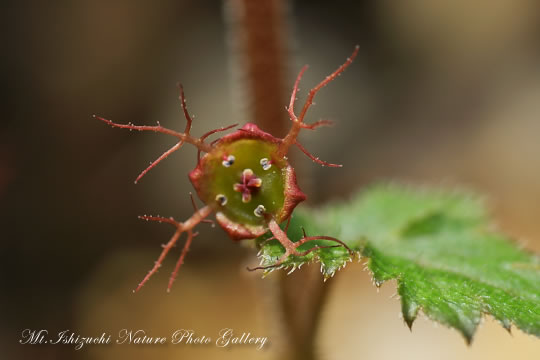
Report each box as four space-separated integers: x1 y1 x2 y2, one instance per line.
215 194 227 206
260 158 272 170
254 205 266 217
222 155 235 167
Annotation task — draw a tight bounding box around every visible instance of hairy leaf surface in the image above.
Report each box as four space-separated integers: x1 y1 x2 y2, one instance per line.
256 184 540 341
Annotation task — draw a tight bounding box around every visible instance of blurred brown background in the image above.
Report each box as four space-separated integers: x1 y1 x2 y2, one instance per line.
2 0 540 359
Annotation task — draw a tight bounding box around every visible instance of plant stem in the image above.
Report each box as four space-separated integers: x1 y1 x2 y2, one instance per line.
223 1 331 359
224 0 290 138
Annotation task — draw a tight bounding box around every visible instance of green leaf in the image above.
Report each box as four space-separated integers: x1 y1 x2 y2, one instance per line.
256 184 540 342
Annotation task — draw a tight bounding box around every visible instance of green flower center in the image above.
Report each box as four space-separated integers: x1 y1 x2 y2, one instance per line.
197 139 286 226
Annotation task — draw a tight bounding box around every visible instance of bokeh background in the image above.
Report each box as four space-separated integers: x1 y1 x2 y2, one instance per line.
3 0 540 359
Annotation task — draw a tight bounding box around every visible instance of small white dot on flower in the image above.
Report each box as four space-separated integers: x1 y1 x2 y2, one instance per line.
254 204 266 217
215 194 227 206
222 155 235 167
260 158 271 170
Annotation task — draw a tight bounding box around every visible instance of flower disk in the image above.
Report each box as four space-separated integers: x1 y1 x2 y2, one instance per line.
189 123 306 240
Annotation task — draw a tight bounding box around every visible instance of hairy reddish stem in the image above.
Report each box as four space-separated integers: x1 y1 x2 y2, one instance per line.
298 119 334 130
177 83 193 135
135 205 212 292
247 218 353 271
94 115 214 183
189 193 215 225
294 141 342 168
134 141 183 184
168 230 195 292
277 46 359 159
197 123 238 161
94 115 213 153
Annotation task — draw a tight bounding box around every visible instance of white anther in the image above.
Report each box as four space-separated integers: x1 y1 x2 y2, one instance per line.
215 194 227 206
260 158 271 170
254 205 266 217
222 155 235 167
